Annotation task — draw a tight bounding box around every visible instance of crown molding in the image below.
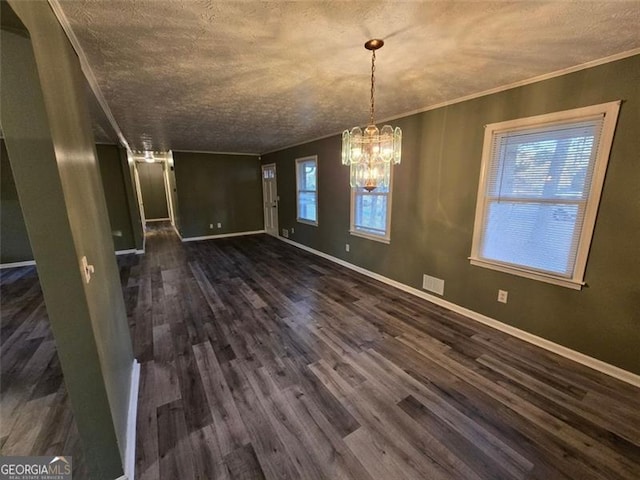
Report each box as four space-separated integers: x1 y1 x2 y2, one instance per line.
262 48 640 156
47 0 130 151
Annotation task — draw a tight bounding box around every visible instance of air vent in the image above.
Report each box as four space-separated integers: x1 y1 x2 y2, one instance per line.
422 274 444 296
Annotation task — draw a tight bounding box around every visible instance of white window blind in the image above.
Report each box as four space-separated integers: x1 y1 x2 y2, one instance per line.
353 187 389 237
296 156 318 225
470 102 620 289
350 170 393 242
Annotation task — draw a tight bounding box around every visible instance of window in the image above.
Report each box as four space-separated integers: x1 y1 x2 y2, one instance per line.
470 101 620 289
350 170 393 243
296 156 318 225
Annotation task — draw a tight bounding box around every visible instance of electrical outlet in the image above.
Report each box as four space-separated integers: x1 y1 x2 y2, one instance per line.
209 223 214 229
498 289 508 303
345 243 350 252
282 229 289 238
217 222 222 229
291 227 295 234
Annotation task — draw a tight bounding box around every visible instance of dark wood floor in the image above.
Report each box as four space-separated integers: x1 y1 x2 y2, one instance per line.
125 224 640 480
0 266 88 479
2 224 639 480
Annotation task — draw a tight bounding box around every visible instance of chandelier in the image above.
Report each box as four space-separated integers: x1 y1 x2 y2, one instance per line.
342 39 401 192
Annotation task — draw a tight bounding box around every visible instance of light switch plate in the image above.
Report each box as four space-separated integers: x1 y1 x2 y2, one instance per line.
81 256 95 284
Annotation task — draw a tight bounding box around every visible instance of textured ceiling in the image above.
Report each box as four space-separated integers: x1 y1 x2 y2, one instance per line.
58 1 640 154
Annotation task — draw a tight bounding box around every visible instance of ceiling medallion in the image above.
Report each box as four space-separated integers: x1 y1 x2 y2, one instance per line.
342 39 401 192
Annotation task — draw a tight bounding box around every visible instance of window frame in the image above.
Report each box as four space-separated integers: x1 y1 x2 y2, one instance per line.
349 166 394 244
469 101 621 289
295 155 319 226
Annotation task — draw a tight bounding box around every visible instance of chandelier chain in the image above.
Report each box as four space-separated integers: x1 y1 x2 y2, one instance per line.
370 50 376 126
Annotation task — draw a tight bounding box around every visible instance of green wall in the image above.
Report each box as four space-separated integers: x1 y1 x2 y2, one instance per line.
1 142 138 262
262 55 640 375
122 149 145 251
2 2 134 478
96 144 137 251
1 139 33 262
173 151 263 238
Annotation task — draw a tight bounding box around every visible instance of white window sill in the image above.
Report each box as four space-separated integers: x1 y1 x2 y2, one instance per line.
469 257 584 290
297 219 318 227
349 229 390 244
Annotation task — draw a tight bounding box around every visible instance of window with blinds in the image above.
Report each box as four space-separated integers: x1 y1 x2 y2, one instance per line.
296 156 318 225
350 169 393 243
470 102 620 289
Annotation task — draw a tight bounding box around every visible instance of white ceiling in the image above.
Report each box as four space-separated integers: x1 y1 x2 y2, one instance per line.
57 0 640 154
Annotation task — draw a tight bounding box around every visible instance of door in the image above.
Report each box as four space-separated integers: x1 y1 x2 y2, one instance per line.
262 164 279 236
137 161 170 221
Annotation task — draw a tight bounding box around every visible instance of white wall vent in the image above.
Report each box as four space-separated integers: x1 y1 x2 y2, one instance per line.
422 274 444 296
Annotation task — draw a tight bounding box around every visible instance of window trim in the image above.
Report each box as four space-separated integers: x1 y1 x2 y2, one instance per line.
295 155 318 226
469 101 621 289
349 166 394 244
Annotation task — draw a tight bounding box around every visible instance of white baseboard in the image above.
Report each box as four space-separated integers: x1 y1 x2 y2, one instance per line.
2 248 144 267
277 236 640 388
115 249 137 256
124 359 140 480
145 218 171 223
172 224 183 240
117 249 144 256
181 229 266 243
0 260 36 269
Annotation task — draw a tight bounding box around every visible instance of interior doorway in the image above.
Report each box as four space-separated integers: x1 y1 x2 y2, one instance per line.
132 151 176 230
137 161 169 221
261 163 279 236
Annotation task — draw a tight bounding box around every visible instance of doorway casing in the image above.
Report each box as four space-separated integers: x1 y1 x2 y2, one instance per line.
261 163 279 236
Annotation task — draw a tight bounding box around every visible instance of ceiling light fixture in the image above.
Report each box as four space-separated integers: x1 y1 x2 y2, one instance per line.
342 39 401 192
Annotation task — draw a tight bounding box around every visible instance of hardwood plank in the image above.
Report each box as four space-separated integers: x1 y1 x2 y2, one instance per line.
224 443 266 480
0 338 56 440
375 336 620 479
243 366 326 480
398 394 527 480
2 392 57 456
281 385 373 480
156 400 196 480
399 335 640 479
193 341 250 455
174 349 213 433
344 427 419 480
355 380 483 480
188 424 229 480
220 359 300 480
477 353 640 448
136 361 160 480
